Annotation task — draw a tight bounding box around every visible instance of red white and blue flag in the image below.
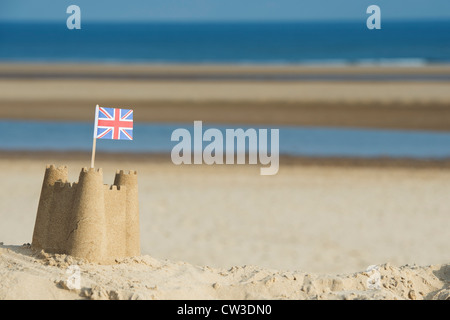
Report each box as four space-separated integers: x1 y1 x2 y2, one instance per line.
94 106 133 140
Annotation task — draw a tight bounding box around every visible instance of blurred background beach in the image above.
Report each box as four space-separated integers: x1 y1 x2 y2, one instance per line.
0 0 449 274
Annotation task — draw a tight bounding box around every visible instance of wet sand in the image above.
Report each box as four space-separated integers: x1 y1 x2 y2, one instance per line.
1 64 450 131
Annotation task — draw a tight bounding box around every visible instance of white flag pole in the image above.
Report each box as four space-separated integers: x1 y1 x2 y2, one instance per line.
91 104 99 168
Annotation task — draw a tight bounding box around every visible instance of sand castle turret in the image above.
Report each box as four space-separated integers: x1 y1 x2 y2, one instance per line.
114 170 140 257
31 165 140 263
32 165 69 251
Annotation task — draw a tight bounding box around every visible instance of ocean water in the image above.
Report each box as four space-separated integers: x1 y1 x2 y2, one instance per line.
0 21 450 64
1 22 450 158
1 120 450 159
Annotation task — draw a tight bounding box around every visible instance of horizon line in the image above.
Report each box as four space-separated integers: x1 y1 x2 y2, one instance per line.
1 17 450 24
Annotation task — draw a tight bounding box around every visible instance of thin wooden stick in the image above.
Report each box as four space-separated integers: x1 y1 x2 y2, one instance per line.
91 104 99 168
90 137 96 168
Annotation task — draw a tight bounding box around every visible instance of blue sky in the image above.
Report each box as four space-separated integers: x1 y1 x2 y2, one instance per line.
1 0 450 22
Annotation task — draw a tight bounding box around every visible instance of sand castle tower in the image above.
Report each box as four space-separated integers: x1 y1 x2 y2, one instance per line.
31 165 140 263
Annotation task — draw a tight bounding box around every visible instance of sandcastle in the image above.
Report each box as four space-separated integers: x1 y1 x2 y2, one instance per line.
31 165 140 263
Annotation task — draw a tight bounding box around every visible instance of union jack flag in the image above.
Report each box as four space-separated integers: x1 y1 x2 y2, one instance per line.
94 106 133 140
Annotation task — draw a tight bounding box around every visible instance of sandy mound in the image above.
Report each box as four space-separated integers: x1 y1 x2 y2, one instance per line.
0 244 448 300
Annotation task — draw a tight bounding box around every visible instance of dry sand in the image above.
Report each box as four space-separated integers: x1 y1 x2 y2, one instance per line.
0 155 448 299
0 244 448 300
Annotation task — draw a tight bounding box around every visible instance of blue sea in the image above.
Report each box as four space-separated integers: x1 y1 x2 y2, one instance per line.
1 121 450 159
1 21 450 158
0 21 450 64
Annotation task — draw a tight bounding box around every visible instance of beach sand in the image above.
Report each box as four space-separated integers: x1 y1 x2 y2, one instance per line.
0 154 448 299
1 64 450 131
0 64 449 299
1 244 448 300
